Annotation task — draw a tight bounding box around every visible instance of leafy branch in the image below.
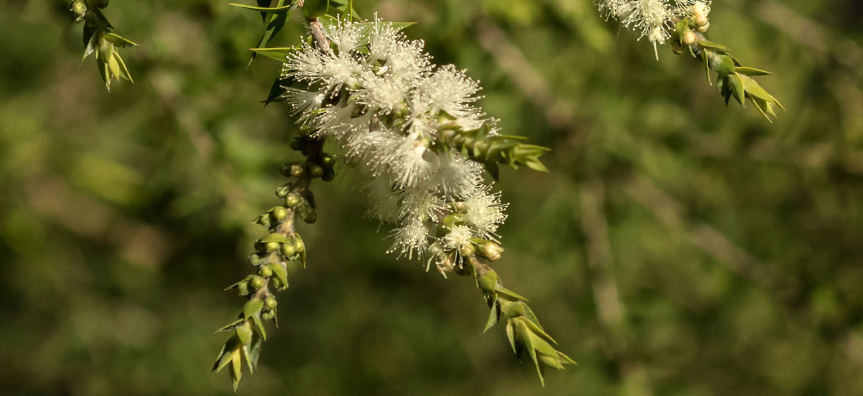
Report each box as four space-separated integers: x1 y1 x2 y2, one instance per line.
68 0 138 91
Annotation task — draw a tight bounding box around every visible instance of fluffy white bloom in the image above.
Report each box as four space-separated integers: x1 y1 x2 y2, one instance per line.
464 184 508 241
443 225 473 250
282 17 511 265
623 0 674 59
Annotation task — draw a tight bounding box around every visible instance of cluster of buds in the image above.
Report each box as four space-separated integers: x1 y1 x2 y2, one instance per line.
213 131 334 390
68 0 138 91
670 5 785 122
596 1 783 121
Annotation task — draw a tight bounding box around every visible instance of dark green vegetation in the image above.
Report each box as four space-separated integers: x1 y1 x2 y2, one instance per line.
2 0 863 395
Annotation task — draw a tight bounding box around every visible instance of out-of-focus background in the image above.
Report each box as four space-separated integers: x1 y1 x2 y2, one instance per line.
2 0 863 395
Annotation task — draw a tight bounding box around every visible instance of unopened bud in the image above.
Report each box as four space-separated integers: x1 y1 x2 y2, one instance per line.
271 277 286 290
271 206 288 221
259 265 273 278
285 193 302 208
697 22 710 33
682 31 697 46
694 14 709 27
322 169 336 182
321 154 335 169
297 202 316 224
71 0 87 16
250 276 266 289
275 185 290 198
265 241 280 252
293 237 305 252
459 243 475 257
290 164 304 178
308 164 324 178
264 296 278 309
481 242 504 262
289 137 303 151
249 253 265 265
280 243 296 258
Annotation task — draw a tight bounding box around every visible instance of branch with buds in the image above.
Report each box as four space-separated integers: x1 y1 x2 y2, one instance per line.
597 0 784 121
213 1 570 389
67 0 138 91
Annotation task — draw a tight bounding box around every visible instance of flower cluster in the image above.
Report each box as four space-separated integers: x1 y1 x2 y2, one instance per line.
283 17 516 272
598 0 711 59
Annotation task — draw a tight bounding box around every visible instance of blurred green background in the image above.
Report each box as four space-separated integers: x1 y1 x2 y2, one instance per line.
2 0 863 395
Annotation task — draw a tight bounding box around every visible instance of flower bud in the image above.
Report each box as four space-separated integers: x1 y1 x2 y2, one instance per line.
264 296 278 309
70 0 87 17
308 164 324 178
265 241 280 252
697 22 710 33
289 137 304 151
682 31 697 46
271 277 286 290
275 185 290 198
293 236 305 252
271 206 288 221
249 253 265 265
481 242 504 262
694 14 709 27
285 193 302 208
321 154 335 169
259 265 273 278
249 276 266 289
297 202 316 224
459 243 475 257
290 164 305 178
280 243 296 258
280 162 298 177
322 169 336 182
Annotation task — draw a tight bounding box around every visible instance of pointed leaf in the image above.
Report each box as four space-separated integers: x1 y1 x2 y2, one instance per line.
728 73 745 106
698 40 730 53
495 284 529 302
215 318 245 333
249 46 298 62
247 0 291 66
230 351 243 391
243 298 264 319
102 33 139 48
484 296 500 333
735 67 772 76
506 320 517 354
241 345 255 374
229 2 293 14
252 314 267 341
523 318 558 346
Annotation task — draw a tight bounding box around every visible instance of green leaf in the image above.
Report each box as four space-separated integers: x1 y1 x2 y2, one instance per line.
525 159 548 172
249 46 298 62
241 345 255 374
295 234 306 268
230 349 243 391
505 320 517 354
495 284 529 302
484 296 499 333
735 66 772 76
243 298 264 319
260 233 290 244
256 0 273 22
102 33 139 48
516 319 544 386
112 51 133 83
728 73 745 106
698 40 730 53
251 314 267 341
303 0 329 19
246 0 292 66
229 2 293 14
263 77 289 106
702 49 711 85
268 263 289 291
523 318 558 346
236 322 253 345
215 318 245 333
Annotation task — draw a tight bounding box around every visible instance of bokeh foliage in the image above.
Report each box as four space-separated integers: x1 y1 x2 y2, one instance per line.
1 0 863 395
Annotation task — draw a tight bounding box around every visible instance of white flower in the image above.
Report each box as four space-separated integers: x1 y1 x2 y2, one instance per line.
283 87 325 124
388 217 430 259
622 0 673 59
417 64 481 119
321 18 366 53
464 184 508 240
443 225 473 250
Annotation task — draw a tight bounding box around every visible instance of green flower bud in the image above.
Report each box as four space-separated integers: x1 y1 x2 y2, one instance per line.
253 214 272 226
249 253 265 265
271 277 286 290
71 0 87 17
265 241 280 252
289 137 303 151
297 202 316 224
308 164 324 178
285 193 302 208
322 169 336 182
250 276 266 289
290 164 305 178
500 300 525 318
262 310 275 321
275 185 290 198
259 265 273 278
481 242 504 262
264 296 278 309
280 243 296 258
476 265 498 294
280 162 297 177
272 206 288 221
293 236 305 252
321 154 335 169
236 282 250 296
